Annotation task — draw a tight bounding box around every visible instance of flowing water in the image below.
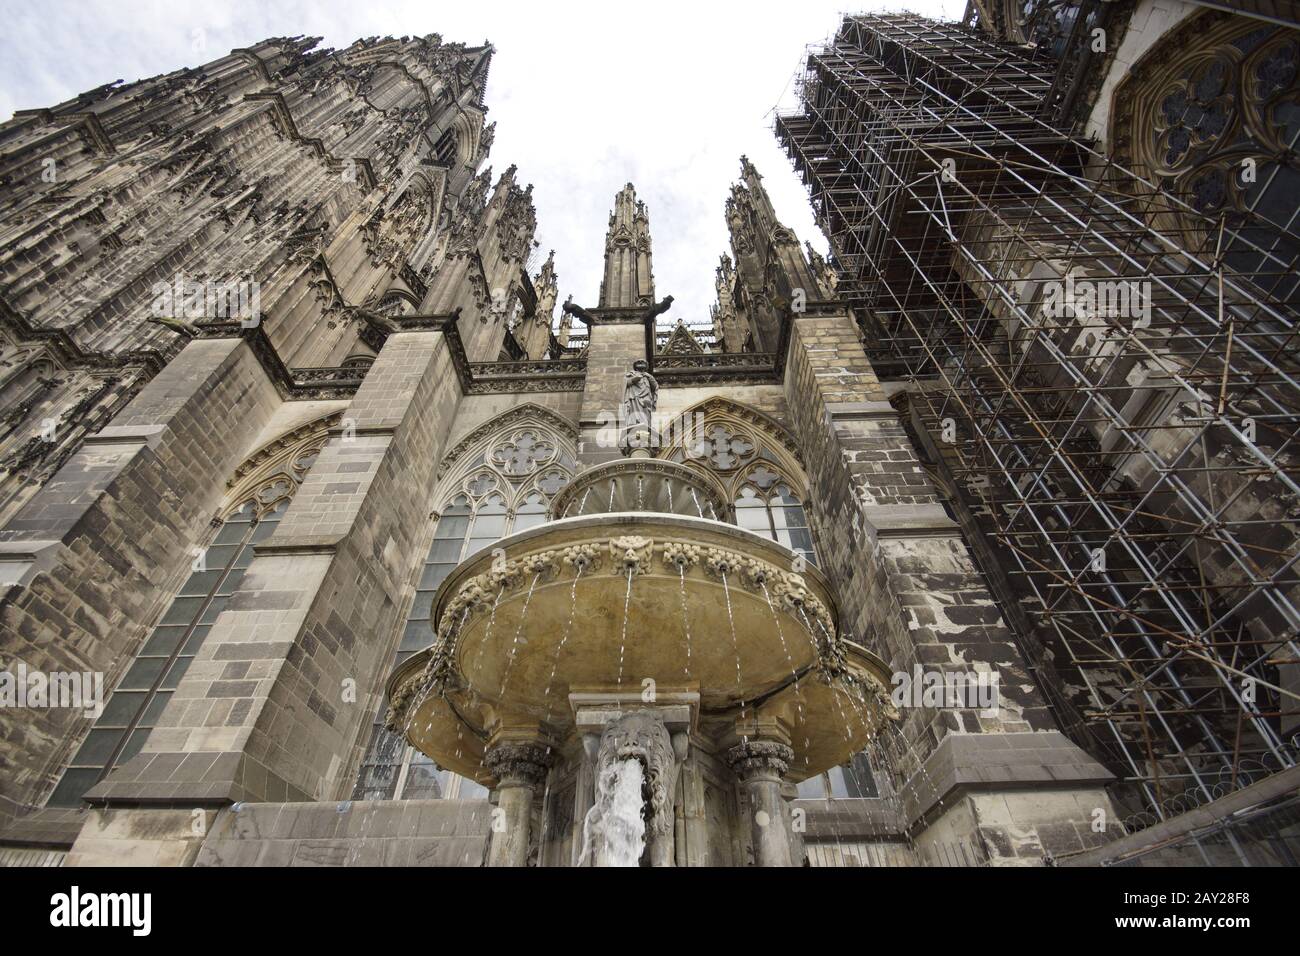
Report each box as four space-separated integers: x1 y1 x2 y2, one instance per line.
579 757 646 866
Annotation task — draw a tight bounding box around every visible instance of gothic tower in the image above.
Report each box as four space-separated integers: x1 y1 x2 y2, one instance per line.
0 32 543 835
599 183 655 309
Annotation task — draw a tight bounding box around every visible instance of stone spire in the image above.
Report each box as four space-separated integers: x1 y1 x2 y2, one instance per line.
724 156 822 351
598 183 655 309
710 254 748 352
421 164 540 361
517 248 557 359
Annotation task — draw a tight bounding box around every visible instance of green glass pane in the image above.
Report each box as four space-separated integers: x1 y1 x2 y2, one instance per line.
160 596 205 626
178 569 224 596
409 590 435 621
182 625 211 655
199 597 229 624
141 691 173 726
213 522 250 545
96 690 147 727
470 513 506 539
117 728 150 765
465 537 495 558
46 769 102 808
434 515 470 539
226 503 256 523
513 511 546 533
217 568 246 595
159 657 191 690
119 657 167 690
203 544 240 570
401 620 432 651
73 728 125 766
141 627 187 657
419 563 453 590
428 537 464 562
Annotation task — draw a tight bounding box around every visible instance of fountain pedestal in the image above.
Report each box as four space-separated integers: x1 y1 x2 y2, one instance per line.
385 455 899 866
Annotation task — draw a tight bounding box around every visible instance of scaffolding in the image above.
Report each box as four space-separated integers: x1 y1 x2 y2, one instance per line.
776 13 1300 841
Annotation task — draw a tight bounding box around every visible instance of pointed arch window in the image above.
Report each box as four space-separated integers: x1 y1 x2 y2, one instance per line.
663 405 819 567
354 413 577 802
735 482 816 567
47 497 292 807
44 428 328 808
795 752 878 799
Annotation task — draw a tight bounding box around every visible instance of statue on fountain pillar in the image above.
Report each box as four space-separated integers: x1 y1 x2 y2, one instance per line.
620 359 658 456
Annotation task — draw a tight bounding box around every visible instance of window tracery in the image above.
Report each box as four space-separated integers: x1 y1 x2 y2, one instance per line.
354 408 578 802
1114 13 1300 303
660 400 818 566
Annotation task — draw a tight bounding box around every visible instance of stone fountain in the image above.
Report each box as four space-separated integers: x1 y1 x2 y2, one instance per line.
385 365 897 866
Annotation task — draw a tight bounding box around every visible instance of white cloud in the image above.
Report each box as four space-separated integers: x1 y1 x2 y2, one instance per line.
0 0 964 321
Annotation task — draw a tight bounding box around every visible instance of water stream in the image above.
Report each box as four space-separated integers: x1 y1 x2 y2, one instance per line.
579 757 646 866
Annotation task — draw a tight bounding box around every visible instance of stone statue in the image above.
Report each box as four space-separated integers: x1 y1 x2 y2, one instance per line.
620 359 658 454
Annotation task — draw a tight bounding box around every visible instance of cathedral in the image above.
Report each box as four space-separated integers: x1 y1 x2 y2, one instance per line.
0 2 1297 869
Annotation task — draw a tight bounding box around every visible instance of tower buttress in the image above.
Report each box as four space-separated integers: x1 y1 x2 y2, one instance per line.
517 248 557 359
420 163 539 361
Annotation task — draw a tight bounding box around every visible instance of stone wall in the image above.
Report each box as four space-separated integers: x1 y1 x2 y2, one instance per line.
82 331 463 813
0 339 280 828
193 799 490 867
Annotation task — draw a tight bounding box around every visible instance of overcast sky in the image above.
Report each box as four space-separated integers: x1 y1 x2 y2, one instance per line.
0 0 962 323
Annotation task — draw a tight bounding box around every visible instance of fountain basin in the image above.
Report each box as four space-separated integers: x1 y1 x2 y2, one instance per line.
386 513 897 784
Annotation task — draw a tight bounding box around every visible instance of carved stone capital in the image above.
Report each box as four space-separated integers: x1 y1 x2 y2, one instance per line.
727 740 794 781
484 742 554 789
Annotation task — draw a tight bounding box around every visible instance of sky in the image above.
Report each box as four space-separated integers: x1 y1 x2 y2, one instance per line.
0 0 963 324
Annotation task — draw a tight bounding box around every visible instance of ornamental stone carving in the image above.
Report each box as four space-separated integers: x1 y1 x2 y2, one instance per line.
585 711 679 841
727 740 794 781
609 535 653 575
484 742 554 789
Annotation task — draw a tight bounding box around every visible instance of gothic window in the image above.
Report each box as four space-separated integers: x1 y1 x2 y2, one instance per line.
692 424 755 471
735 482 817 568
433 128 457 167
795 753 878 800
341 354 375 371
662 401 819 566
514 491 549 532
354 409 577 801
489 428 556 477
1117 14 1300 305
43 425 329 808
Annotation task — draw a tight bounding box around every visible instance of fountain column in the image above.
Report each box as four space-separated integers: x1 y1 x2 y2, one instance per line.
728 741 796 867
484 742 553 868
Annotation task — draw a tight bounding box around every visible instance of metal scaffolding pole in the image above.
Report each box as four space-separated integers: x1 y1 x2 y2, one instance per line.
776 13 1300 841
